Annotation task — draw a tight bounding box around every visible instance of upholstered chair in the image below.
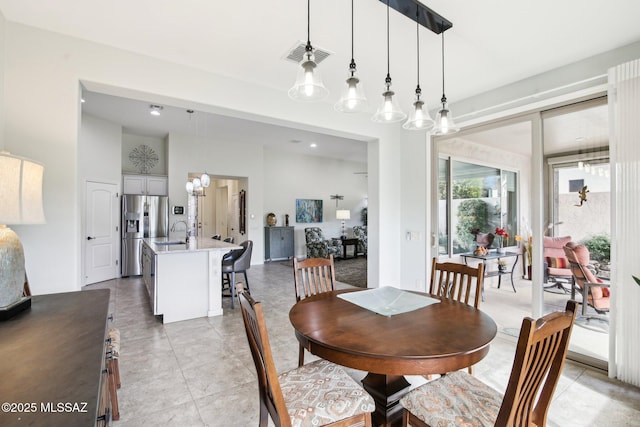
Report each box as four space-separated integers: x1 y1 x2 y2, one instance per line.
239 292 374 427
401 300 578 427
563 241 610 316
543 235 573 285
304 227 342 259
352 225 368 256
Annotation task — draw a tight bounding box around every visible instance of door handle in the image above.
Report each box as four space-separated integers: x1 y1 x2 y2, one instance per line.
87 236 96 240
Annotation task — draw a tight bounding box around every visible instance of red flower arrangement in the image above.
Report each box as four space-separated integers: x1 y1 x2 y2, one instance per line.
495 227 509 247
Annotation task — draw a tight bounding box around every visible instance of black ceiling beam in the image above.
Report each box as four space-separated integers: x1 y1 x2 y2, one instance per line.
380 0 453 34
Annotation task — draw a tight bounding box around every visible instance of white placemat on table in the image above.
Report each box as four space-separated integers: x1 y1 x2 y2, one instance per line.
338 286 439 316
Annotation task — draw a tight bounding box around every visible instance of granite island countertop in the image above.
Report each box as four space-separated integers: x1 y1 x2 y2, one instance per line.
145 236 242 254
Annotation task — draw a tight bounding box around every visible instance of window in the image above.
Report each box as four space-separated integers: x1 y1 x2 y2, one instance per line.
439 158 519 256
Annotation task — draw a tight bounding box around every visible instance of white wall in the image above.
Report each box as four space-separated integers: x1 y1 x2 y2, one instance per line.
3 22 410 295
167 132 264 265
263 148 368 258
7 19 630 295
78 113 122 282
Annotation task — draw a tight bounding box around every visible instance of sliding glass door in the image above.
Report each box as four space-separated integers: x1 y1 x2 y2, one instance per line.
542 97 610 368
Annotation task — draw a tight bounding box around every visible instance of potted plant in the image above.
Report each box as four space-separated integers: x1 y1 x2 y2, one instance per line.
497 259 508 272
495 227 509 254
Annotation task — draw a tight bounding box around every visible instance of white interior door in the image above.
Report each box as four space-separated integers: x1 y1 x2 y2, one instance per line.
85 181 119 284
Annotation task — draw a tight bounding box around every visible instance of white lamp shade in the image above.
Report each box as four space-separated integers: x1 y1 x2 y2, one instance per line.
336 209 351 220
0 152 45 225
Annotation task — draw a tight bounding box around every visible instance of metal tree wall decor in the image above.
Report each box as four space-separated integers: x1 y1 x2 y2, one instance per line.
129 144 159 173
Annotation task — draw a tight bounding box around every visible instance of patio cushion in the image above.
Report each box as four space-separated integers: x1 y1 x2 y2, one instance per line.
546 256 568 269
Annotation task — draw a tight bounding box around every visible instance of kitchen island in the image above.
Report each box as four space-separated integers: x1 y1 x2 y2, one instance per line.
142 237 241 323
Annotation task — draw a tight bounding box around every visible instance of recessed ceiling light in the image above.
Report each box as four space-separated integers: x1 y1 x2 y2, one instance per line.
310 143 317 148
150 105 163 116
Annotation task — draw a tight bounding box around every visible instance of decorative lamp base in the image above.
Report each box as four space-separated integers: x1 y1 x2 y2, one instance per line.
0 296 31 321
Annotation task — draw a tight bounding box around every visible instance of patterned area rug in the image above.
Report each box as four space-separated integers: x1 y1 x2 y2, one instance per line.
276 257 367 288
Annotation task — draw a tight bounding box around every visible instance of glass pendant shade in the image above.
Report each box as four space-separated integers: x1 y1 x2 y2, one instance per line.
403 88 434 131
200 172 210 188
288 49 329 102
335 68 368 112
433 100 459 135
185 181 194 193
372 79 406 123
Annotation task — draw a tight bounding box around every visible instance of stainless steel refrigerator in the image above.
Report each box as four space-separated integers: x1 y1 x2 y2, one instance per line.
121 195 169 276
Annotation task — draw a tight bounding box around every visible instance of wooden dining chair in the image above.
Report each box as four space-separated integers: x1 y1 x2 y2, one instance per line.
293 255 336 366
429 258 484 309
400 300 578 427
429 258 484 374
238 291 374 427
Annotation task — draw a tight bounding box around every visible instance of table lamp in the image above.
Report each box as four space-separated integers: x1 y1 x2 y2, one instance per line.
0 151 45 320
336 209 350 239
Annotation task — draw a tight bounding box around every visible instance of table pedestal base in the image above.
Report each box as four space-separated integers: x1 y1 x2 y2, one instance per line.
361 373 411 427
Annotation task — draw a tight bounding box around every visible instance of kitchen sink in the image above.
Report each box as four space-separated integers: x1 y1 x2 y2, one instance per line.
155 241 186 246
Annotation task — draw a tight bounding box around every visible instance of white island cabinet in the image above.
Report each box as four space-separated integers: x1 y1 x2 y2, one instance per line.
141 237 241 323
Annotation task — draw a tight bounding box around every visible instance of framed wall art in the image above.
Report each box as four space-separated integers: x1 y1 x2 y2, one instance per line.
296 199 323 223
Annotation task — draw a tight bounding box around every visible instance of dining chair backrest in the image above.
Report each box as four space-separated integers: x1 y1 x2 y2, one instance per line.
238 292 289 427
429 258 484 309
293 255 336 302
496 300 578 426
400 300 578 427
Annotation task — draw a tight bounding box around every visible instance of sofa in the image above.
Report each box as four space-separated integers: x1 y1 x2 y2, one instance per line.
305 227 342 259
353 225 367 256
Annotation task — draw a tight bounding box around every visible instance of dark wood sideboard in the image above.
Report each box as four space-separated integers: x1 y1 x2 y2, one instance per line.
0 289 112 426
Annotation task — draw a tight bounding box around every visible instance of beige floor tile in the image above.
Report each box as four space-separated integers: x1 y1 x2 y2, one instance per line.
84 261 640 426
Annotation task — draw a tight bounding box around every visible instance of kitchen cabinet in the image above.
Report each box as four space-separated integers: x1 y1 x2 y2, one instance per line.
123 174 168 196
264 226 294 261
0 289 112 426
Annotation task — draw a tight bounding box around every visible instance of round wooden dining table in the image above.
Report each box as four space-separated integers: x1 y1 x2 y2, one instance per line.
289 288 497 427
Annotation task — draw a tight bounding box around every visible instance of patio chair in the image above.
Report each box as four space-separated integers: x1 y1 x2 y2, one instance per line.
292 255 337 367
238 291 374 427
543 235 573 291
400 300 578 427
563 241 610 317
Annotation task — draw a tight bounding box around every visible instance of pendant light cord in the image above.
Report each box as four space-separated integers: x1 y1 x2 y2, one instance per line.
441 22 447 103
307 0 311 44
351 0 354 61
416 6 420 89
386 0 390 80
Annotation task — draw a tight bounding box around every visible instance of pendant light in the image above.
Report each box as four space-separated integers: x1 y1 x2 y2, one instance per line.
403 6 434 131
335 0 367 113
288 0 329 102
433 24 459 135
372 0 406 123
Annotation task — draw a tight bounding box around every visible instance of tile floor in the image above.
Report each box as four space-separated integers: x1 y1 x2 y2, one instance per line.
84 262 640 427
